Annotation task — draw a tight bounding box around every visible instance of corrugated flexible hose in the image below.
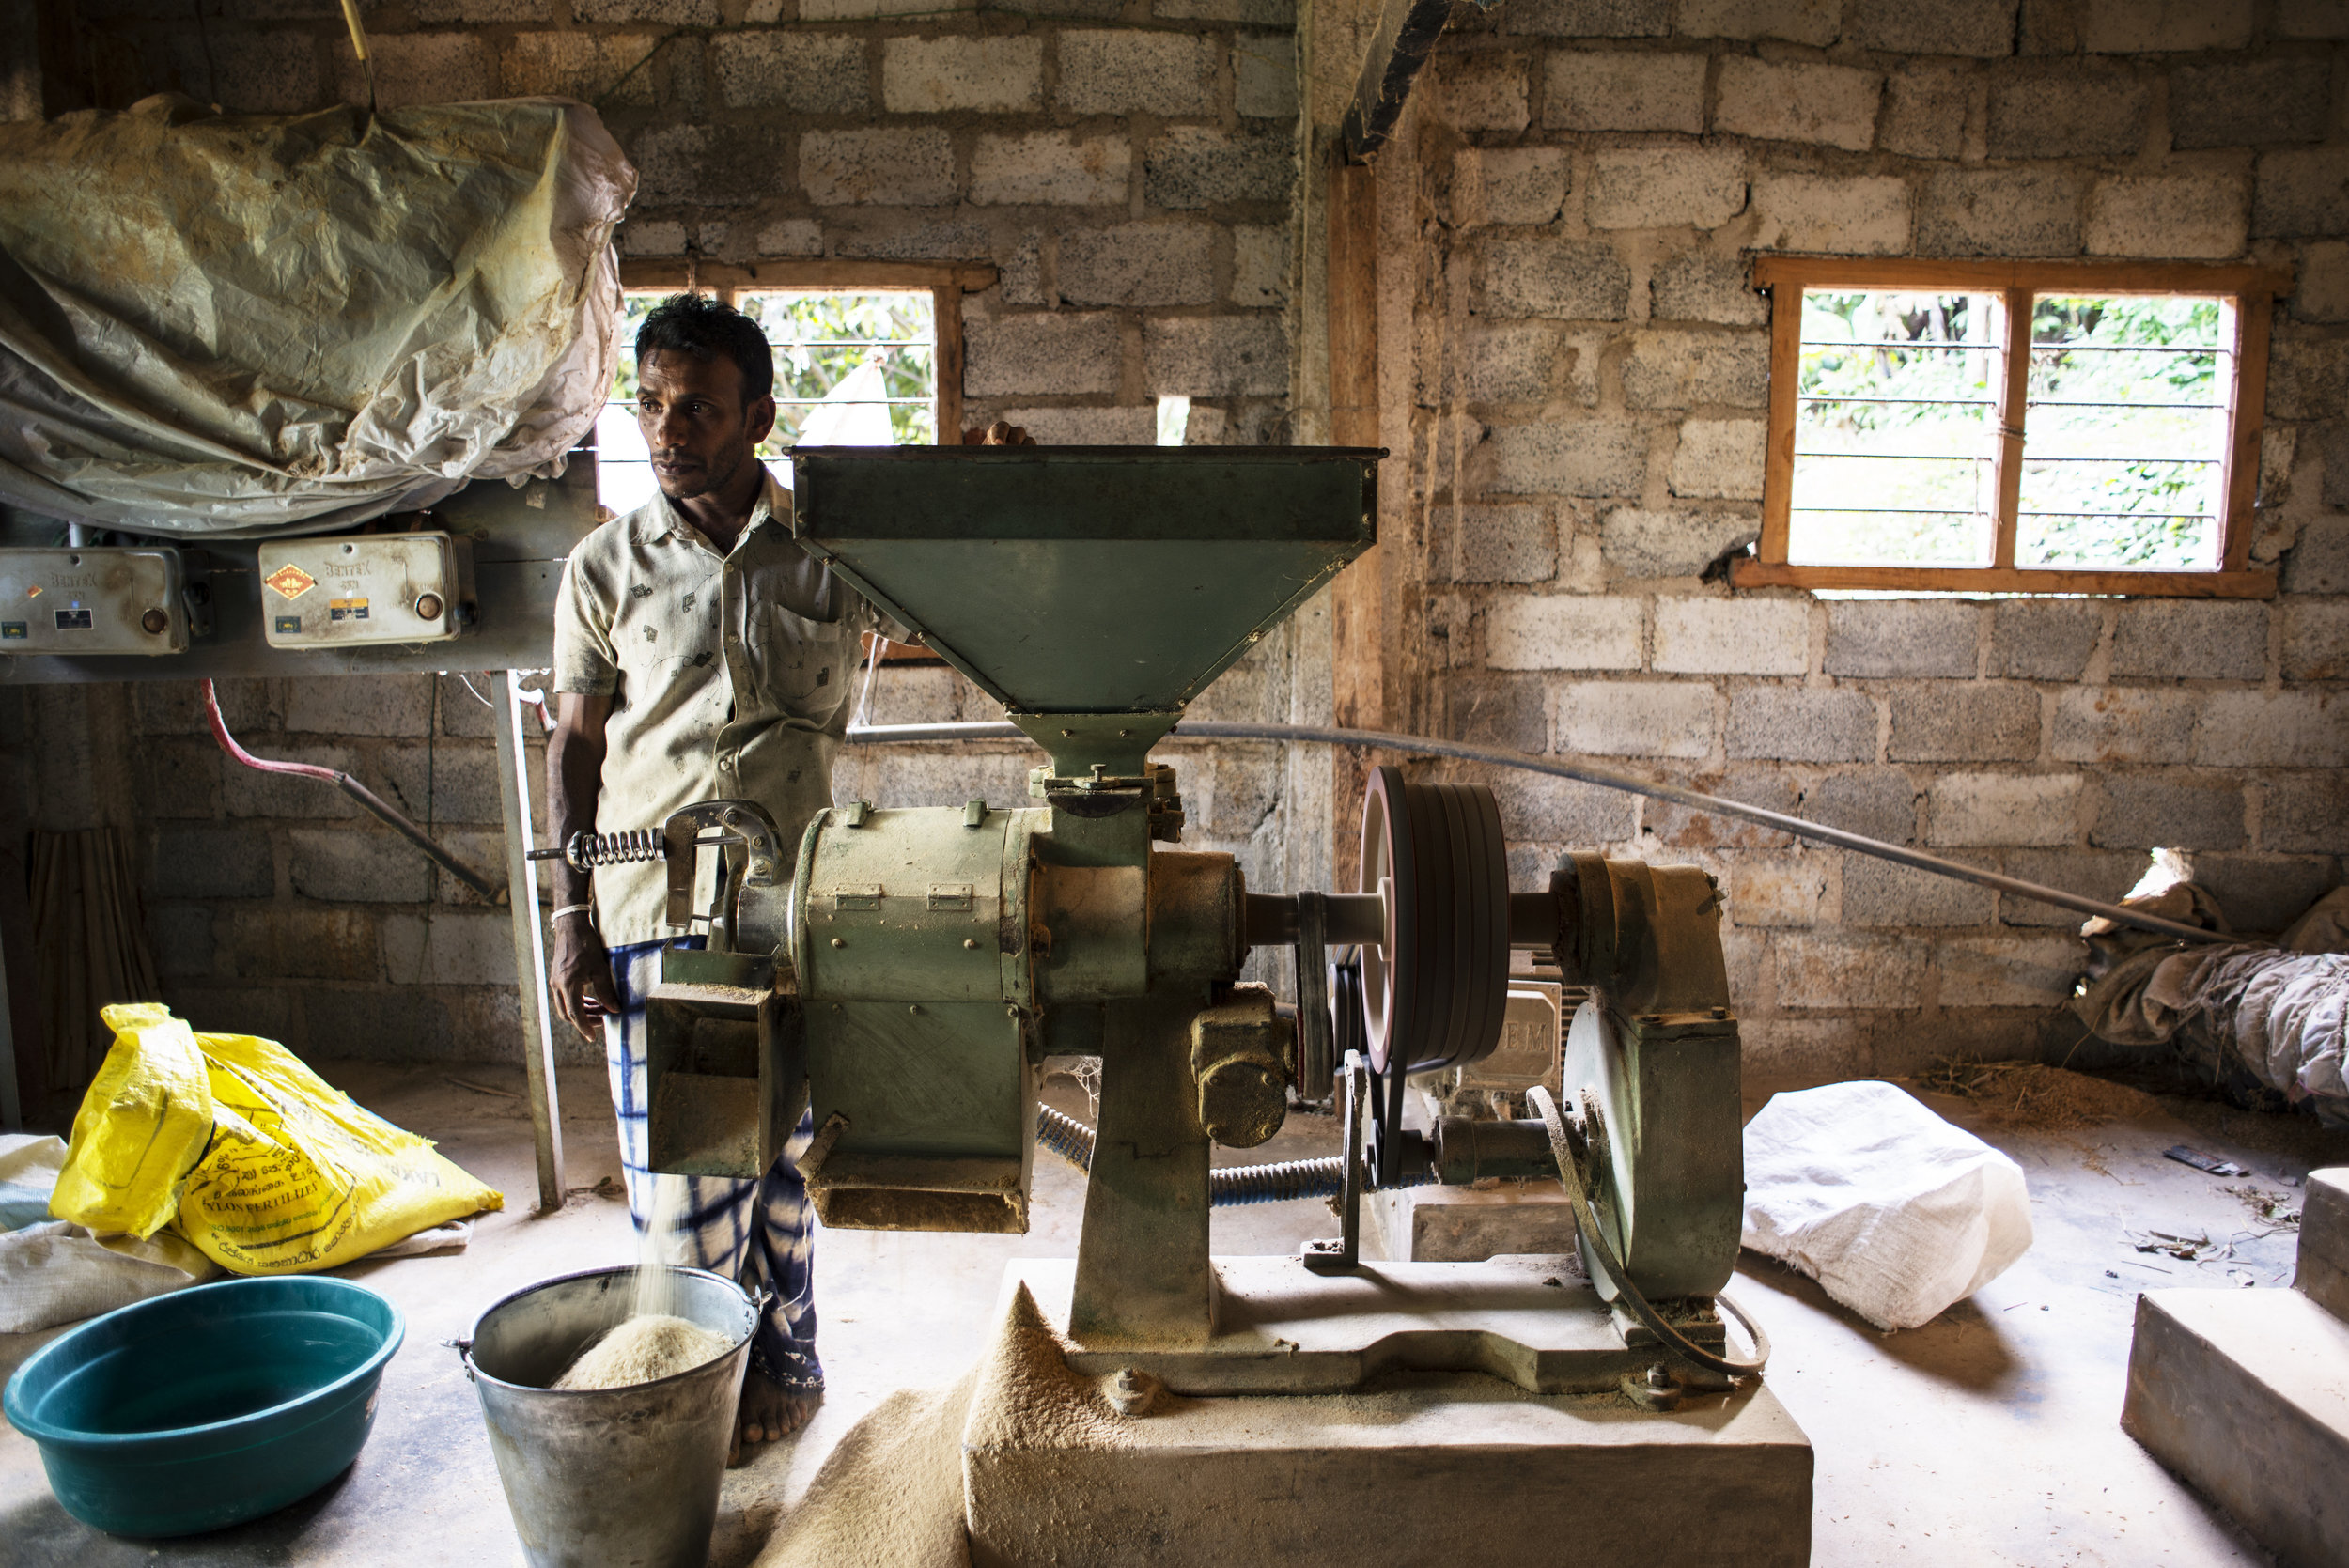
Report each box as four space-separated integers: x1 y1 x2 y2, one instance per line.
1035 1103 1345 1208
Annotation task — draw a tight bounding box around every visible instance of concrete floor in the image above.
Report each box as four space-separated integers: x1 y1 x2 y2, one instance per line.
3 1060 2341 1567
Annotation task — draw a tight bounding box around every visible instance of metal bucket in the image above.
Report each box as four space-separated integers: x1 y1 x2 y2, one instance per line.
453 1265 759 1568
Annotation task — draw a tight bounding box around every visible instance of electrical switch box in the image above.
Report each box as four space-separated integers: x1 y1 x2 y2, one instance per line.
0 548 190 655
259 533 473 648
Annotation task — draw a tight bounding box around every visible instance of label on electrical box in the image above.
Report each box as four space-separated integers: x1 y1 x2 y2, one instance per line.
0 549 186 656
260 535 465 649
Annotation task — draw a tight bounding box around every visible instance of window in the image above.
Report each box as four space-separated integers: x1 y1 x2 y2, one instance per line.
1736 259 2292 597
595 259 991 518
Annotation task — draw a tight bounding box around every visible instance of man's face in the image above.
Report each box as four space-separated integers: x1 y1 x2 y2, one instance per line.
635 349 777 502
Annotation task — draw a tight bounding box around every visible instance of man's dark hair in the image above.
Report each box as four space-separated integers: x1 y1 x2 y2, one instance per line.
635 293 773 407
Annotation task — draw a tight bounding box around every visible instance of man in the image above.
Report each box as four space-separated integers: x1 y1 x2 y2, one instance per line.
545 293 890 1452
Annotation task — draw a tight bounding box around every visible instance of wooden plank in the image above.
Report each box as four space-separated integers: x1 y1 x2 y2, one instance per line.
1752 256 2294 298
492 670 565 1215
1730 560 2278 598
933 284 965 445
2223 293 2273 573
619 257 999 293
1992 286 2032 570
1329 160 1381 737
1758 273 1800 565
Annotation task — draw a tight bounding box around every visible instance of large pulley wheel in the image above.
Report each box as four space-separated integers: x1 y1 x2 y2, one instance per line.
1356 765 1511 1074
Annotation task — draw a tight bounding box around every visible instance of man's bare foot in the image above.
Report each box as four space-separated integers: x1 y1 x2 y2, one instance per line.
729 1371 821 1464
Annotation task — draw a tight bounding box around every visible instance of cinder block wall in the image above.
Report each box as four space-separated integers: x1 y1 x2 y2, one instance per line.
1399 0 2349 1080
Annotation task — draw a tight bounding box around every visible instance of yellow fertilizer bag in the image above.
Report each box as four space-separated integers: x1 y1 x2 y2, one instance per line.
53 1003 503 1274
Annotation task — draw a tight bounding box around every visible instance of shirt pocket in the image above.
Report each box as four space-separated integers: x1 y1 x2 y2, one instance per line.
754 602 856 718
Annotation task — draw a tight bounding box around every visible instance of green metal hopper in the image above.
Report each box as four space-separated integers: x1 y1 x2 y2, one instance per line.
787 446 1380 774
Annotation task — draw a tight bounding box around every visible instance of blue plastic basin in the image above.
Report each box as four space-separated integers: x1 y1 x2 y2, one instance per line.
3 1275 404 1537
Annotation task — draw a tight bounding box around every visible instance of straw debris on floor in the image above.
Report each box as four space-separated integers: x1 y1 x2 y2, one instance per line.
1917 1061 2165 1131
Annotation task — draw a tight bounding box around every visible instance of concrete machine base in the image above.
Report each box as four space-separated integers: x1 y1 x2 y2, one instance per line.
963 1256 1814 1567
1370 1181 1581 1262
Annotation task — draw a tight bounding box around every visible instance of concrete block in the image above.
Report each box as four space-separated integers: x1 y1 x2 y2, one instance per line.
994 405 1157 444
1457 322 1574 402
1554 680 1715 758
631 125 788 208
622 222 689 256
503 32 661 106
2297 1169 2349 1317
1880 61 1970 161
329 33 492 108
1437 506 1557 583
305 986 458 1063
1986 70 2147 160
1991 598 2100 680
1447 675 1552 753
1674 0 1837 42
383 909 518 988
1716 58 1881 153
2123 1290 2349 1568
1599 507 1759 579
1825 600 1979 678
1156 0 1290 17
412 0 552 18
1620 331 1767 411
2254 149 2349 238
1457 147 1572 227
1475 238 1631 319
971 132 1128 208
2172 60 2328 151
219 908 379 983
1144 316 1286 396
1432 54 1530 132
2262 772 2347 854
2283 598 2349 680
2284 515 2349 591
1231 225 1289 308
2050 688 2202 766
1144 126 1293 210
1800 768 1917 845
1936 933 2086 1007
832 218 995 262
1669 418 1766 500
2279 0 2349 37
1058 30 1215 116
2085 177 2248 261
1918 169 2083 258
799 0 973 16
2000 847 2147 925
2110 601 2267 680
1888 684 2040 762
708 31 863 110
2297 243 2349 321
1775 933 1927 1010
1643 764 1799 849
148 827 275 900
1587 147 1748 231
1927 773 2083 847
966 311 1122 397
1370 1184 1579 1261
1732 856 1828 927
1726 686 1875 761
133 677 269 737
1842 0 2016 55
801 129 955 207
2192 854 2343 933
1486 420 1649 498
133 740 222 820
1486 594 1643 670
148 905 214 980
1490 768 1639 844
1750 175 1910 256
2078 0 2253 51
1234 32 1295 118
880 35 1040 112
1654 598 1808 675
2092 774 2247 851
1650 253 1766 327
288 827 434 903
1845 854 1997 927
1541 51 1704 133
1498 0 1671 31
2267 336 2349 420
1057 223 1214 307
2197 691 2349 768
285 675 433 738
575 0 716 18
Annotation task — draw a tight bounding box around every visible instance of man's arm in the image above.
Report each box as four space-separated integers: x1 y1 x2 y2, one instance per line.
547 692 616 1042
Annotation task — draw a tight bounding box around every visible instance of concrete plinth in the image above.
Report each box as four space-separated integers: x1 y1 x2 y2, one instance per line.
968 1259 1811 1568
1370 1180 1581 1261
2122 1288 2349 1568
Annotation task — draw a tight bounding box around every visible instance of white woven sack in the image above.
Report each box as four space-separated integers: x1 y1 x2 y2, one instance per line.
1741 1080 2033 1330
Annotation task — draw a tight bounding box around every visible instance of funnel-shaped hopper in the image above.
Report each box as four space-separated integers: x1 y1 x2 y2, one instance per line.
789 447 1378 761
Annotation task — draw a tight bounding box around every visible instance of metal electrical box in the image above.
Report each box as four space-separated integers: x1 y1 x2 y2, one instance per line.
0 547 189 655
258 533 473 648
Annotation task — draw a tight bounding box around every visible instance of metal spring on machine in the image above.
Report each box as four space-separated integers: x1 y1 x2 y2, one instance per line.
1034 1104 1345 1208
568 828 663 869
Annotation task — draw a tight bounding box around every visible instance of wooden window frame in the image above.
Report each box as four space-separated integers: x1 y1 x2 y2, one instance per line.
614 257 997 447
1735 256 2292 598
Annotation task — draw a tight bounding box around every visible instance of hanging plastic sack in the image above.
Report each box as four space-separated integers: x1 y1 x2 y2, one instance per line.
51 1002 502 1275
1740 1079 2033 1330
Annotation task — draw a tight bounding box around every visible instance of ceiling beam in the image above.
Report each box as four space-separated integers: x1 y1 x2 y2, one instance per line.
1337 0 1458 163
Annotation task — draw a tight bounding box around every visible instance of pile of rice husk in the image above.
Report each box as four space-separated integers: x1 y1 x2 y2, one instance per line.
1919 1060 2163 1130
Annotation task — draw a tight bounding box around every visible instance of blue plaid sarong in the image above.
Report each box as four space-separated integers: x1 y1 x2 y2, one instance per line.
605 938 822 1391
